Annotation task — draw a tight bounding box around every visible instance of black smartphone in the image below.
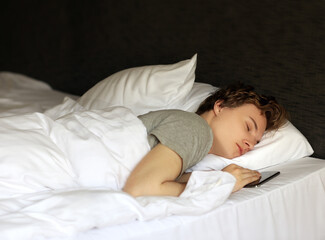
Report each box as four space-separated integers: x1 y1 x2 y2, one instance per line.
244 171 280 188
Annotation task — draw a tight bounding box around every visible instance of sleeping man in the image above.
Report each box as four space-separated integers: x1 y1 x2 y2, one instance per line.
123 83 288 196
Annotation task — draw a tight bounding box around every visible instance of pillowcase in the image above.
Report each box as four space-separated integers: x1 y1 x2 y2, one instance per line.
176 82 218 112
78 54 197 116
189 121 314 171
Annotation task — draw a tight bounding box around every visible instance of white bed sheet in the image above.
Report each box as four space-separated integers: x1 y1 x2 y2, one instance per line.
50 157 325 240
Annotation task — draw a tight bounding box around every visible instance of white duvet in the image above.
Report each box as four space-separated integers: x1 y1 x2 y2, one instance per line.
0 99 235 240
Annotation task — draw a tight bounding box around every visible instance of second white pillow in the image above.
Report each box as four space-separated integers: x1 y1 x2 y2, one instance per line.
78 55 197 116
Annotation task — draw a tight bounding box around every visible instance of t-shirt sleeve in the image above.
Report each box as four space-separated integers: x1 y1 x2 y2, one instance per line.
139 110 213 176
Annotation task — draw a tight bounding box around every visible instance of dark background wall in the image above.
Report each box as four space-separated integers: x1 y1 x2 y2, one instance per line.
0 0 324 158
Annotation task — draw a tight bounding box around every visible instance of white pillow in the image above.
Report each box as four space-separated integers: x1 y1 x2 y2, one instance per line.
0 71 52 90
78 55 197 116
176 82 218 112
189 121 314 171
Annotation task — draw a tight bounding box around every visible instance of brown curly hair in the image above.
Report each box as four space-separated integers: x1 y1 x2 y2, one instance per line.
196 82 288 132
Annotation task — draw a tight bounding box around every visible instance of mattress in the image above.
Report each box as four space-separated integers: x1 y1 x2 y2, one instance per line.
1 72 324 240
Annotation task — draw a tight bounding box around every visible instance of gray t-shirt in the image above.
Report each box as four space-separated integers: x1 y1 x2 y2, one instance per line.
138 109 213 177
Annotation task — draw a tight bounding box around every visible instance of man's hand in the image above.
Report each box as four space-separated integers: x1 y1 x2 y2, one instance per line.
222 164 261 192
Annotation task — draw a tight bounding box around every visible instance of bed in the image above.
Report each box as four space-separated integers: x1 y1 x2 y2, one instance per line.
1 1 325 240
0 57 324 240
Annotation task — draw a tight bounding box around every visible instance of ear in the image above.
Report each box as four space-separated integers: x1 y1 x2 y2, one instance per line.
213 100 223 115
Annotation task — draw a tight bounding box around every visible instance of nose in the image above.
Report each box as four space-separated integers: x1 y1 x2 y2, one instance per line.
243 139 255 152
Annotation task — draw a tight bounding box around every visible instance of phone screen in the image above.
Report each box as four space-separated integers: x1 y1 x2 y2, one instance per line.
244 171 280 188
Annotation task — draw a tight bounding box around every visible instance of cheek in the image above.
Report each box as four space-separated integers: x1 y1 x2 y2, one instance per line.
212 121 238 154
213 115 238 140
220 118 241 135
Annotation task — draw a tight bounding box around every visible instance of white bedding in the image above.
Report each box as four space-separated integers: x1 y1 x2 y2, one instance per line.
1 72 324 240
0 72 78 117
0 76 235 239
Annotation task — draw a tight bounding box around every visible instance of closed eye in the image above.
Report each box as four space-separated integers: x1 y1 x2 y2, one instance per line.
249 116 258 131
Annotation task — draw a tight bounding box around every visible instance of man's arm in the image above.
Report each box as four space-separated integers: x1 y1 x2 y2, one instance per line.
123 143 186 197
123 144 261 197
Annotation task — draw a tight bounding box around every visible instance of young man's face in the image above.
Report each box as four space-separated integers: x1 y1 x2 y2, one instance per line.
209 103 267 159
